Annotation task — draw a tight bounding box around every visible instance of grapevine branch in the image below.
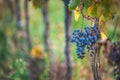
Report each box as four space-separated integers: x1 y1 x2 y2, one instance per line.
79 0 96 21
91 44 102 80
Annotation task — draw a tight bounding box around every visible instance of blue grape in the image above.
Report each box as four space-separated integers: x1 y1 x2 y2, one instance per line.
116 76 120 80
71 24 100 59
84 27 90 34
112 42 120 64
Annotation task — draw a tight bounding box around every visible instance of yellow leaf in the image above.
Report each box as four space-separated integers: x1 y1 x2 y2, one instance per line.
31 45 45 59
100 32 107 40
87 5 97 17
87 5 96 16
74 7 80 21
99 15 106 21
87 6 93 16
98 15 107 34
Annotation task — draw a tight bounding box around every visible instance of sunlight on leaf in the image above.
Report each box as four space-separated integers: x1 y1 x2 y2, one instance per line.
74 7 80 21
101 32 107 40
87 5 97 17
99 15 106 21
99 15 107 34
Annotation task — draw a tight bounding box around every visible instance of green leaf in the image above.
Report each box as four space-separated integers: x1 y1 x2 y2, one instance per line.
83 0 92 9
87 5 97 17
68 0 80 10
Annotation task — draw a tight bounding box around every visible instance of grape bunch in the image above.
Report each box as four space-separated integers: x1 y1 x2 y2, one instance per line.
71 24 100 59
111 41 120 80
112 41 120 64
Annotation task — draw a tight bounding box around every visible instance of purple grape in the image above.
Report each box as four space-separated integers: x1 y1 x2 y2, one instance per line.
71 24 100 59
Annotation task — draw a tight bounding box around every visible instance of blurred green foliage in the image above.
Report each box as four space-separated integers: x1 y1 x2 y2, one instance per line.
8 58 30 80
0 0 119 80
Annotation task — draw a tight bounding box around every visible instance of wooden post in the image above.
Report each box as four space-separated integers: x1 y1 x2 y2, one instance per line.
63 0 72 80
24 0 32 50
15 0 21 29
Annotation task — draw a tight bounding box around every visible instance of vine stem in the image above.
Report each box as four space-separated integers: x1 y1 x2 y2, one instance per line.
79 0 96 21
81 16 84 31
91 44 102 80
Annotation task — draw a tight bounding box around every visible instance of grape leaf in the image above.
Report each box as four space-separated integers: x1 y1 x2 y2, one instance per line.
74 7 80 21
101 32 107 40
83 0 92 9
68 0 80 10
87 5 97 17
